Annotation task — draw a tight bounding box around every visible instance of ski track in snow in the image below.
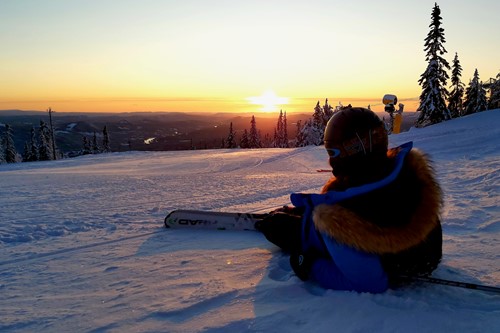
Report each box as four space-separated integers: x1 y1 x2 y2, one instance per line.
0 110 499 332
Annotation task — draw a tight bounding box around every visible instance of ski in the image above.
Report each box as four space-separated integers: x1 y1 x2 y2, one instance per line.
164 209 269 231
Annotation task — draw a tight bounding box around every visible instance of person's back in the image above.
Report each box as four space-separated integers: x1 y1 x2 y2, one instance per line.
258 106 443 292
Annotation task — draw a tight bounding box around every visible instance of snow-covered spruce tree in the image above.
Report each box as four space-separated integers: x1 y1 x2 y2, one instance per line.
463 69 488 115
38 121 54 161
448 52 465 118
296 100 335 146
3 124 18 163
102 126 111 152
298 118 323 146
417 3 450 127
248 115 262 148
225 122 237 148
239 129 249 148
488 72 500 110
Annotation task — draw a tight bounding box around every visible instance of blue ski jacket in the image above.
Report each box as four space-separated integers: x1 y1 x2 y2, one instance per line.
290 142 442 293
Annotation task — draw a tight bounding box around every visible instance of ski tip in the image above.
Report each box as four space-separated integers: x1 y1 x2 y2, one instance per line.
164 212 175 228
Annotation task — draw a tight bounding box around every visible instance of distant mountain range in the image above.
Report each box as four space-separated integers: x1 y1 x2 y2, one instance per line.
0 110 417 155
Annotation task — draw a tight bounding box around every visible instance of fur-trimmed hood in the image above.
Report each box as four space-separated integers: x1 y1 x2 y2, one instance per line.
313 148 443 255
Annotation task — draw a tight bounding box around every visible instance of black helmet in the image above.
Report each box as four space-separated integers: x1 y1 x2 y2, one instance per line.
324 107 388 175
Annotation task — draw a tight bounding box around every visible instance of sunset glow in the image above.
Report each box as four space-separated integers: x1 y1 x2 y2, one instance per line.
0 1 499 114
246 90 289 112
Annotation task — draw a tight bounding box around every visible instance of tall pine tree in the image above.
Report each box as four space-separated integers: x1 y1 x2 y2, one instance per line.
448 52 465 118
3 124 17 163
23 127 39 162
248 115 262 148
102 125 111 152
463 69 488 115
273 110 288 148
92 131 100 154
225 122 237 148
240 129 249 148
0 130 4 163
417 3 450 126
38 121 54 161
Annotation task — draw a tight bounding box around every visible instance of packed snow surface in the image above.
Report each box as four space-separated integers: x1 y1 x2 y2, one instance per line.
1 110 499 332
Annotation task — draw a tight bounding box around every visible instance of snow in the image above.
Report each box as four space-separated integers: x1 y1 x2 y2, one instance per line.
1 110 499 333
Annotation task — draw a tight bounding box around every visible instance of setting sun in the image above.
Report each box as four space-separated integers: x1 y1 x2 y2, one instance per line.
246 90 289 112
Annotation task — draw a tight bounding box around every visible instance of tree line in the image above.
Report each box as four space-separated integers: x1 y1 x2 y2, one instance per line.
0 119 111 164
222 99 343 149
417 3 500 127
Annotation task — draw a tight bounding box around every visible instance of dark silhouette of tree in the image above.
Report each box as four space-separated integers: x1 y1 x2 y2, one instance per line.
240 129 249 148
82 136 91 155
92 131 100 154
22 127 38 162
273 110 288 148
463 69 488 115
102 126 111 152
225 122 237 148
38 121 54 161
248 115 262 148
448 52 465 118
2 124 17 163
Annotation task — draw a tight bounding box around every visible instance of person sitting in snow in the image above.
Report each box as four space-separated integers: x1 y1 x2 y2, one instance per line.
256 106 443 293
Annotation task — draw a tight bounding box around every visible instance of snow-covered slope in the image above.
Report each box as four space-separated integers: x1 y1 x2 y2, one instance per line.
1 110 499 332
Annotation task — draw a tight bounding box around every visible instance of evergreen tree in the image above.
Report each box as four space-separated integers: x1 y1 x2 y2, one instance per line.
29 127 38 161
82 136 91 155
463 69 488 115
240 129 249 148
488 72 500 110
38 121 53 161
102 126 111 152
23 127 38 162
322 99 334 124
22 142 31 162
312 101 324 129
301 101 327 146
448 52 465 118
273 110 289 148
283 111 288 147
3 124 17 163
417 3 450 126
0 130 4 163
248 115 262 148
225 122 237 148
294 120 304 147
91 131 100 154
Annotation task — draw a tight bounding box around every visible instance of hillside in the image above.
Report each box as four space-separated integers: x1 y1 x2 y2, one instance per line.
0 109 417 154
0 110 498 332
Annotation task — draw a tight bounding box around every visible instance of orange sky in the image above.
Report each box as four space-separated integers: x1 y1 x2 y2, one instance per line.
0 1 498 114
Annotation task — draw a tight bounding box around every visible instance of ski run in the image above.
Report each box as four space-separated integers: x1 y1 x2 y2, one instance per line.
1 110 499 332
